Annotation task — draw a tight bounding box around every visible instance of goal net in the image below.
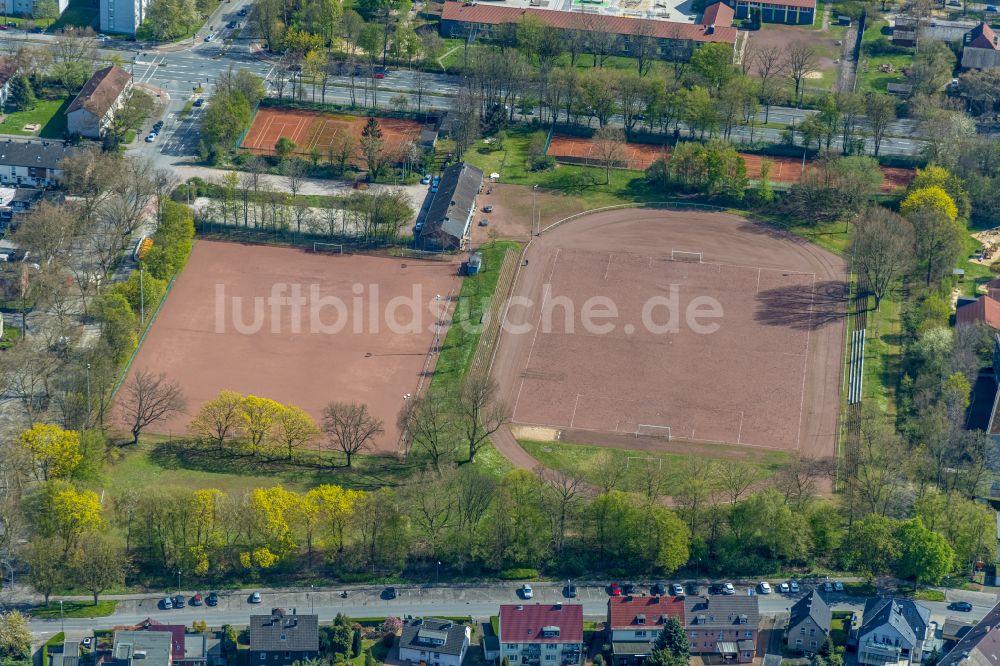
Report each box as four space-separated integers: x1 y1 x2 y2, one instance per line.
634 424 672 440
313 242 345 255
626 456 664 471
671 249 703 263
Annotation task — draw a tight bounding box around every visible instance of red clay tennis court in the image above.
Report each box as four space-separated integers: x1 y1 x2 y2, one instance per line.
547 134 913 193
241 107 424 162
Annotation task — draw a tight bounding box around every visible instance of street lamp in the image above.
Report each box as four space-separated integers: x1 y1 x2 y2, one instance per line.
532 184 539 236
60 600 64 635
176 569 182 592
85 362 91 425
310 585 314 614
436 561 441 583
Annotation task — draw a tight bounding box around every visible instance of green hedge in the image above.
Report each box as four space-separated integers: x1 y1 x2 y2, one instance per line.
498 568 539 580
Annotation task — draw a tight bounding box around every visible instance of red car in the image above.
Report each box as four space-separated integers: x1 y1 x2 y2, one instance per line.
373 72 385 79
609 583 622 596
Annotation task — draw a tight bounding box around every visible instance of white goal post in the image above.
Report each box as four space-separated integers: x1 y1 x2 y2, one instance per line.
626 456 664 470
313 242 345 254
670 249 703 263
634 424 672 440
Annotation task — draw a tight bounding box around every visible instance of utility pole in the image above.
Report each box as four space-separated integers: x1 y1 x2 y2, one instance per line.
86 362 92 425
140 265 145 326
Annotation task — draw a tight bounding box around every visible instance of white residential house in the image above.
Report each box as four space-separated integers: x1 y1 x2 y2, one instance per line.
856 599 933 666
398 619 471 666
0 139 79 188
66 65 133 139
499 603 584 666
100 0 147 36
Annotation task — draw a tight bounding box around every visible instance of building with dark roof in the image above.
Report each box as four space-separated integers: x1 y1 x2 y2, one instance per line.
857 598 932 666
417 161 482 251
608 595 685 666
0 139 79 188
66 66 133 139
249 610 319 666
439 2 738 62
938 601 1000 666
52 641 80 666
962 23 1000 68
683 594 759 663
398 618 471 666
498 603 584 666
787 591 832 655
724 0 815 25
892 16 921 47
112 619 210 666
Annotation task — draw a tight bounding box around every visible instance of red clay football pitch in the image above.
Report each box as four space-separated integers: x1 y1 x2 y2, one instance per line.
123 240 462 454
490 209 847 458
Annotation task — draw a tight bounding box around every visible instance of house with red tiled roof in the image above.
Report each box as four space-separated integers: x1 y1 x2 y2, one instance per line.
607 595 685 666
439 2 737 62
701 2 735 27
498 603 583 666
66 65 133 139
962 23 1000 68
725 0 815 25
956 294 1000 329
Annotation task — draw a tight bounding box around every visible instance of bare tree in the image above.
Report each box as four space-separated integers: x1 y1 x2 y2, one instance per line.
539 466 587 554
851 207 914 310
864 92 896 157
119 369 186 445
592 126 627 184
784 41 818 104
322 401 384 467
398 395 456 474
588 450 629 492
456 373 509 463
716 463 765 504
632 21 658 77
752 45 786 121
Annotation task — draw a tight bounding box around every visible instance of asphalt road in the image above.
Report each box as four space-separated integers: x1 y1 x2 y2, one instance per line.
28 582 999 638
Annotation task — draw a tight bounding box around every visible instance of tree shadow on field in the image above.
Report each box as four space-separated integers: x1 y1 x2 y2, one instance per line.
755 280 850 330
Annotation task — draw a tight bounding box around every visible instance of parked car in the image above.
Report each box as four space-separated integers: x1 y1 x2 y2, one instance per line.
483 205 493 213
759 582 772 594
206 592 219 606
949 601 973 612
161 596 173 609
420 176 431 185
0 26 8 30
193 98 204 107
778 582 790 593
249 591 262 603
623 583 636 595
153 120 164 131
834 582 844 592
383 587 397 600
671 583 685 597
823 582 833 592
521 584 533 599
609 582 622 596
238 6 248 14
652 582 667 596
191 594 203 606
723 583 735 595
564 584 577 598
204 32 215 41
6 22 16 27
227 20 237 28
414 221 424 233
373 71 385 79
173 595 186 608
145 133 157 143
479 218 489 226
789 580 800 593
430 185 438 194
82 638 93 649
987 4 998 11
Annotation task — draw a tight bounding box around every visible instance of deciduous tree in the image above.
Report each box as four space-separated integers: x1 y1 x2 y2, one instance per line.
120 370 186 445
322 401 384 467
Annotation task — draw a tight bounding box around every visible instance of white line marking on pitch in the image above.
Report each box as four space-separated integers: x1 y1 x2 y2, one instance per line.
795 274 816 450
737 410 745 445
604 254 612 280
756 268 762 293
512 249 561 420
569 394 582 428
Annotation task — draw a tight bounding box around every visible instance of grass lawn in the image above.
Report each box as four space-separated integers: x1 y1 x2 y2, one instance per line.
519 439 790 494
48 0 97 31
905 588 946 601
857 20 913 93
0 98 70 138
31 600 118 619
830 611 852 646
